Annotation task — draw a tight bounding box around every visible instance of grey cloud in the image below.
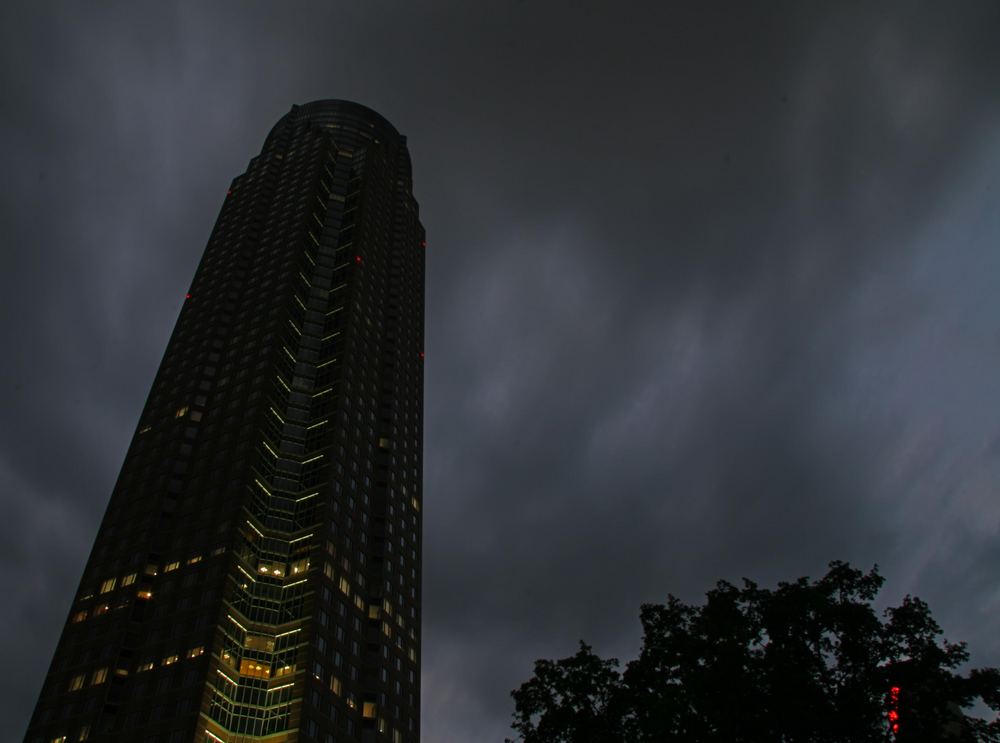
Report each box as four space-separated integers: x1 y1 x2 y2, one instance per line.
4 2 1000 741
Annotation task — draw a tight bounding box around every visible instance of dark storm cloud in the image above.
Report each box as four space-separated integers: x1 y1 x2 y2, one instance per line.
3 2 1000 740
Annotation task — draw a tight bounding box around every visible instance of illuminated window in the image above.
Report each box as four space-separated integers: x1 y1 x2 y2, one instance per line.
99 578 116 594
175 405 189 418
368 605 379 619
239 659 269 679
91 668 108 685
164 561 180 573
362 702 377 719
92 604 109 616
78 726 90 741
121 573 136 587
137 590 153 600
144 563 158 576
138 662 154 672
187 646 204 658
338 577 350 595
49 737 67 743
71 610 88 623
329 676 342 695
68 674 85 691
187 555 202 565
163 655 178 666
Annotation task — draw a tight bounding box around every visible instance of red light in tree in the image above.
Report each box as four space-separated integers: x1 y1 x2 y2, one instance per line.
887 685 901 738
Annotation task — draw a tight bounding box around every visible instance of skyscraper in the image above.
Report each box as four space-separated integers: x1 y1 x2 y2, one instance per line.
26 100 425 743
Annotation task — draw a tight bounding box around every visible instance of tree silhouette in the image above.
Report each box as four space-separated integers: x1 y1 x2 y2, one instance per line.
510 562 1000 742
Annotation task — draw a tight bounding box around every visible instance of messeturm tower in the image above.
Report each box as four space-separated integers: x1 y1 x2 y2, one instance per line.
26 100 425 743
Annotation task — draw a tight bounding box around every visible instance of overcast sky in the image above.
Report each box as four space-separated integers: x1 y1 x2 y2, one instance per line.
3 2 1000 740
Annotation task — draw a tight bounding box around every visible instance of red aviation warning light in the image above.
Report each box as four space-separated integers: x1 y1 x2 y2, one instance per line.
887 686 901 737
354 255 363 264
420 240 426 249
185 293 192 300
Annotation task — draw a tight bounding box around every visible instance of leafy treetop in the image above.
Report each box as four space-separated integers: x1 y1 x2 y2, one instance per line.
510 562 1000 743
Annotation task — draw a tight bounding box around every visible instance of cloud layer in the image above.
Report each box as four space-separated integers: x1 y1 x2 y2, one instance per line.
3 3 1000 739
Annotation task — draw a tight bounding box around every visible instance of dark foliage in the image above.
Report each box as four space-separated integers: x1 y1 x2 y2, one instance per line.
510 562 1000 742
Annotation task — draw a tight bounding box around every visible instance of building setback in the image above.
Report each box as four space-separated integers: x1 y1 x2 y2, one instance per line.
26 100 425 743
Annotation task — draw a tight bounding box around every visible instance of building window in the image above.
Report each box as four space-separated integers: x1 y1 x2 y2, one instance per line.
68 674 85 691
99 578 116 594
91 668 108 685
121 573 137 587
239 659 268 678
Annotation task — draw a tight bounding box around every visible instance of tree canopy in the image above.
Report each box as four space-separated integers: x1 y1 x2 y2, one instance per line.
510 562 1000 742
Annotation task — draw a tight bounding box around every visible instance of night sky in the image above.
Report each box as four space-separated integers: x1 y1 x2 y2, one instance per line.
4 2 1000 740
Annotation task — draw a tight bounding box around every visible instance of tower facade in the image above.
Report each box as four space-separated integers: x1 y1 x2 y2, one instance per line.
26 101 425 743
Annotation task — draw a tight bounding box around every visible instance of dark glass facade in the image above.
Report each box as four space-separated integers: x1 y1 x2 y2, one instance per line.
26 100 425 743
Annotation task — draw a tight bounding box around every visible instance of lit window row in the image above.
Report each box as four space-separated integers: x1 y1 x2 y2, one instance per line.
69 647 206 691
84 548 225 607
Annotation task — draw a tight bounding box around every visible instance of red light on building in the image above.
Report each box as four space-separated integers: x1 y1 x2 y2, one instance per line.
185 293 192 300
419 351 425 360
354 255 363 264
420 240 426 249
